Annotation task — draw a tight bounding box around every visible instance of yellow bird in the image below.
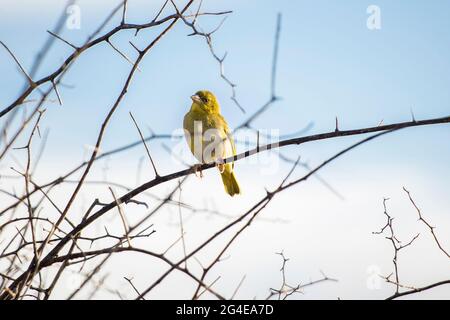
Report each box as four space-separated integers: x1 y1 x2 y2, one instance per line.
183 90 241 196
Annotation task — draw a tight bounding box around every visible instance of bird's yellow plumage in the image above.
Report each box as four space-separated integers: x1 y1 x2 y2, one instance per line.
183 90 240 196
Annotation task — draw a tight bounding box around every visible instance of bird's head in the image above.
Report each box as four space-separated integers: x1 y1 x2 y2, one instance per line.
191 90 220 114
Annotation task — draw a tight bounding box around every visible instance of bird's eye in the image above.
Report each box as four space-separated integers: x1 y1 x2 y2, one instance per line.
202 97 208 103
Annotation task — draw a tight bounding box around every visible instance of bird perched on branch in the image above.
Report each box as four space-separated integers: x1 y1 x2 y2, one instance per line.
183 90 241 196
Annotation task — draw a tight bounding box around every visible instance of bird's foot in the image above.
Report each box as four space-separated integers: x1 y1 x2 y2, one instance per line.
216 158 225 173
193 164 203 178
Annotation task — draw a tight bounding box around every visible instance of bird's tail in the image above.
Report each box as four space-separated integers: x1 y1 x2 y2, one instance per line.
221 170 241 196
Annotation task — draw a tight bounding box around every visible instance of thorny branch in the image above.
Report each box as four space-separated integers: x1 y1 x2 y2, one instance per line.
374 192 450 299
266 252 337 300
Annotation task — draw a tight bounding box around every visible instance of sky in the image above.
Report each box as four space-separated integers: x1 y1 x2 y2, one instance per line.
0 0 449 299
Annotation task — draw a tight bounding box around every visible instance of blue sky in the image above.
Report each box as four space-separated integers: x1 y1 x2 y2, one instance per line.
1 0 449 299
2 0 450 159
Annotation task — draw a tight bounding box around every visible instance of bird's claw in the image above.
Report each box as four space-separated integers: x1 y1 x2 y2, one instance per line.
193 164 203 178
216 158 225 173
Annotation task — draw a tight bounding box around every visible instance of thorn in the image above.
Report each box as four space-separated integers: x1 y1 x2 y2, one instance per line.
129 41 142 54
221 51 228 62
0 41 35 86
129 112 159 178
107 39 141 72
256 130 260 152
47 30 79 50
51 80 63 106
121 0 128 25
410 108 416 122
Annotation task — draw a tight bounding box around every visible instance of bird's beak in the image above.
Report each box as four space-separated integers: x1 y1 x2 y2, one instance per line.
191 95 201 103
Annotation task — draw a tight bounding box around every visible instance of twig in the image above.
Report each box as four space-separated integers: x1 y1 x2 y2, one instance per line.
109 187 132 247
124 277 145 299
129 112 159 177
0 41 35 86
402 187 449 258
230 275 246 300
106 39 141 71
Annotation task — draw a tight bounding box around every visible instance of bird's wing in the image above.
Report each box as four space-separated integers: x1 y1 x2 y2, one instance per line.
215 114 236 169
183 113 193 151
183 111 198 161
